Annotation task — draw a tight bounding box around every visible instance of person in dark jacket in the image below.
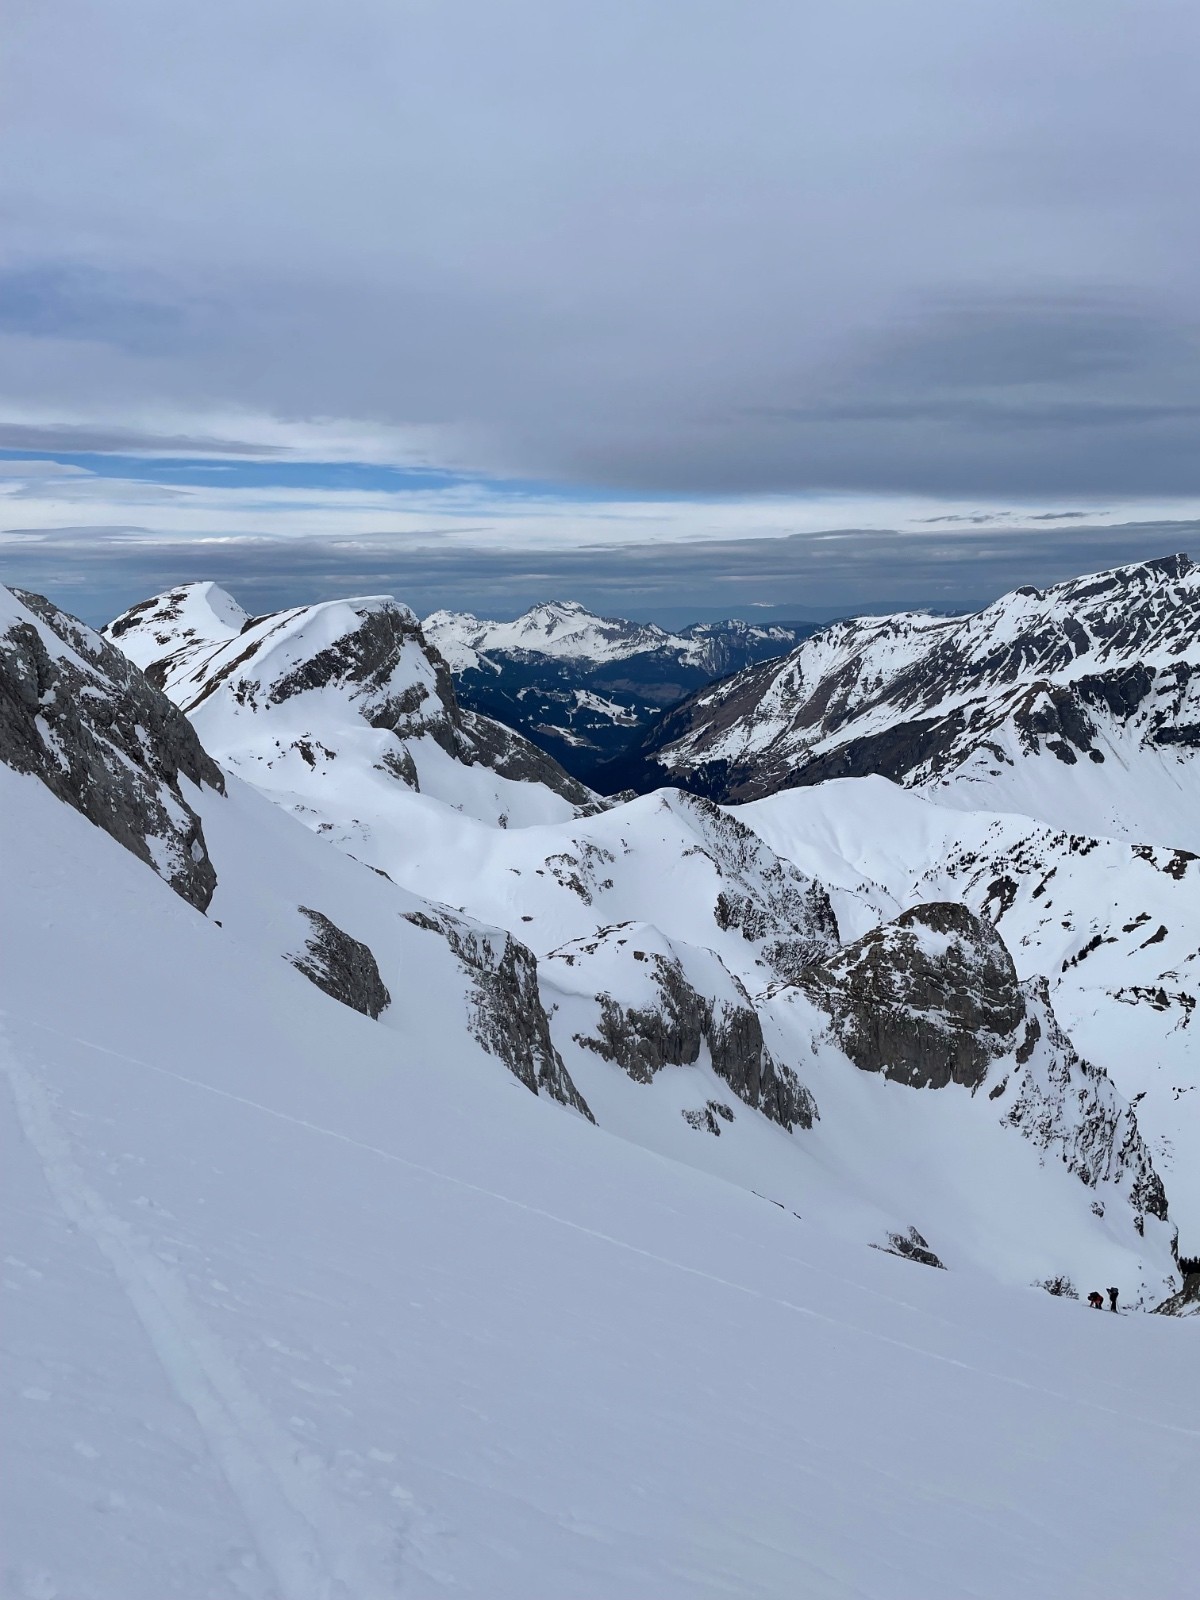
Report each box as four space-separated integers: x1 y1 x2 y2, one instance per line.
1108 1286 1119 1312
1088 1291 1105 1309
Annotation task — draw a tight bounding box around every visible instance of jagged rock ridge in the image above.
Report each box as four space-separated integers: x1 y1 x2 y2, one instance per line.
1 586 224 911
405 907 594 1120
610 555 1200 848
547 924 817 1130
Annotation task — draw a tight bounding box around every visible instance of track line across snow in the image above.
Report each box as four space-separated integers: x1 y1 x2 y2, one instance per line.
1 1035 406 1600
18 1017 1200 1444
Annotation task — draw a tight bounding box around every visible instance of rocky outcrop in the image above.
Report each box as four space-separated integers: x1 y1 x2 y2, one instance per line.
558 928 817 1130
0 586 224 911
1150 1272 1200 1316
403 909 593 1119
681 795 840 978
872 1227 946 1269
796 903 1024 1090
997 979 1168 1222
289 907 392 1019
796 899 1168 1229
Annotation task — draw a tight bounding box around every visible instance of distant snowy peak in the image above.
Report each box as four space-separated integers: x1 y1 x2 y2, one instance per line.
619 554 1200 846
423 602 813 784
107 580 251 676
105 583 596 828
424 600 688 671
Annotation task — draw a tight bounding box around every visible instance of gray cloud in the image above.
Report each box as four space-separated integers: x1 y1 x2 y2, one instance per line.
4 520 1194 631
0 422 287 457
1 0 1196 499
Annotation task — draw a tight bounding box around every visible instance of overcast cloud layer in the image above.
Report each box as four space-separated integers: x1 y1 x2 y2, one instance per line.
4 0 1198 492
1 2 1197 619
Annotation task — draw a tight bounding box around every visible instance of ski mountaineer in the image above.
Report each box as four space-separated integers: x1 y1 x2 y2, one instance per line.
1087 1291 1105 1309
1108 1287 1119 1312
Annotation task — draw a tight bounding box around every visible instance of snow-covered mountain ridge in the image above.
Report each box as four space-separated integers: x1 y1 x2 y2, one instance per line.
422 599 812 783
424 598 804 672
105 582 598 831
91 578 1192 1263
5 579 1199 1594
611 554 1200 848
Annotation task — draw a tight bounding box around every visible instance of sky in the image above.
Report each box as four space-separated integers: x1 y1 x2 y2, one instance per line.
2 0 1198 625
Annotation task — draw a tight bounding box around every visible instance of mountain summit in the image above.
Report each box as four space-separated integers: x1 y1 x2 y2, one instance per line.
105 582 597 830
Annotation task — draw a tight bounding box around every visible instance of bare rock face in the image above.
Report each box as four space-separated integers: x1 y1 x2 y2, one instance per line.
680 795 840 979
558 928 817 1130
796 899 1168 1229
0 587 224 911
796 902 1024 1090
996 978 1168 1223
1151 1272 1200 1316
404 909 594 1119
289 907 392 1019
872 1227 946 1269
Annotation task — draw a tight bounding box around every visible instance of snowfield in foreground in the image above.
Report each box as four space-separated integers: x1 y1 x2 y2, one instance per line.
3 575 1198 1598
2 772 1197 1600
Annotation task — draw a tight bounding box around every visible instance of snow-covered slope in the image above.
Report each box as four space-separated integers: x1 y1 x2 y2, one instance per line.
5 773 1197 1597
423 601 810 784
618 554 1200 848
5 583 1199 1594
94 580 1198 1251
105 583 597 829
16 581 1177 1284
738 776 1200 1239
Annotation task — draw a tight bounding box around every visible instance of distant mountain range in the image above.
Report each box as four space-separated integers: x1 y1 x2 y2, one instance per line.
422 599 814 783
600 554 1200 849
3 554 1198 1596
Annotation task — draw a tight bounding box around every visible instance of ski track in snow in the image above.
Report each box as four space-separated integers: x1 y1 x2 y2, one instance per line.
1 1029 412 1600
17 1016 1200 1448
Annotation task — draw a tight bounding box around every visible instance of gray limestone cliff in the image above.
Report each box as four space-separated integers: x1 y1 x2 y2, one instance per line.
796 900 1167 1227
289 907 392 1019
1 587 224 911
796 902 1023 1090
560 932 817 1131
404 908 594 1119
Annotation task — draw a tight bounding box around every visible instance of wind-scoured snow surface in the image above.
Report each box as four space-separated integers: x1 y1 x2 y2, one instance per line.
624 554 1200 849
3 768 1198 1600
